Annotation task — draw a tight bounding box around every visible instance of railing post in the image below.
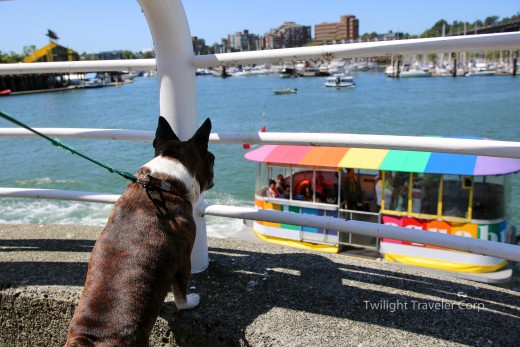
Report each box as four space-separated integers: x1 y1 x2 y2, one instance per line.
138 0 208 272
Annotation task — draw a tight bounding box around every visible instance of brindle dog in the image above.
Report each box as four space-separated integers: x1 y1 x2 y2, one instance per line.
65 117 214 347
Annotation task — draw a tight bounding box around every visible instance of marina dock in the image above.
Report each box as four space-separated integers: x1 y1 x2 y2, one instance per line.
1 224 519 346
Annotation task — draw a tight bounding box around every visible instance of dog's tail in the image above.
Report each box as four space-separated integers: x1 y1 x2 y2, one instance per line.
65 336 94 347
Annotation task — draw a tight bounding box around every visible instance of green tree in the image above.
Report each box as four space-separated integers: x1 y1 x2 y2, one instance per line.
142 51 155 59
0 50 24 63
121 50 136 59
484 16 499 26
421 19 449 38
23 45 36 57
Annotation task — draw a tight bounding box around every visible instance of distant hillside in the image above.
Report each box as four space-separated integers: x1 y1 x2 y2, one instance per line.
421 13 520 37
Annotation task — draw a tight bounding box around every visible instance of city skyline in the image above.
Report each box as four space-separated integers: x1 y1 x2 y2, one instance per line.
0 0 517 54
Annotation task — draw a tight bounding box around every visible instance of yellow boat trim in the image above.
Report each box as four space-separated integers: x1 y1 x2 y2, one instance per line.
253 230 339 253
384 253 508 273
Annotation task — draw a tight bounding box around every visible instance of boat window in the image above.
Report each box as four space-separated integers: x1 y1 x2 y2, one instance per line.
255 163 269 197
472 176 506 220
442 175 470 219
256 165 340 204
292 168 338 204
266 166 291 198
340 169 379 212
384 171 410 212
411 173 441 216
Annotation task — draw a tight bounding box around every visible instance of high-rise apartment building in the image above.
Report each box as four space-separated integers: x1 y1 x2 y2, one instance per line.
314 15 359 44
228 30 261 51
264 22 312 49
192 36 207 55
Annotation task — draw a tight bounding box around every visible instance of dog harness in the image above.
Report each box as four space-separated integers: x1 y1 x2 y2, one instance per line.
136 171 185 197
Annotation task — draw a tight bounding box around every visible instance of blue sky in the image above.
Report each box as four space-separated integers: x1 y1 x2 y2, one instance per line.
0 0 518 54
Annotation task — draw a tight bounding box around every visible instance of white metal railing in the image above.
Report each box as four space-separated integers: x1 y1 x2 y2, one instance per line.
0 188 120 204
1 32 519 75
202 205 520 263
1 188 519 263
1 129 520 159
1 0 520 272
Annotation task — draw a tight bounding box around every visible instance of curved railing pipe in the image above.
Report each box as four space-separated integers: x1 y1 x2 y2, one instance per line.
192 32 520 67
137 0 207 272
0 32 519 75
1 128 519 159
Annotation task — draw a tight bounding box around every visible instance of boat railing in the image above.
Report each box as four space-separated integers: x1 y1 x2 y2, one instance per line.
1 0 520 272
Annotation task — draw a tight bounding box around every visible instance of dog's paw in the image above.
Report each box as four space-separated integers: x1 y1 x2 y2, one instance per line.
175 293 200 310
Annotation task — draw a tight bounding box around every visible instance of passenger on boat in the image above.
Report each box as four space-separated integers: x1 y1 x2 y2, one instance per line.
388 172 409 211
276 174 286 194
303 186 314 202
312 172 326 201
375 171 383 212
280 186 291 199
268 179 280 198
342 168 363 210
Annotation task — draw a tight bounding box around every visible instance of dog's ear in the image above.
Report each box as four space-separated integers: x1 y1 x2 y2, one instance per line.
153 116 180 149
191 118 212 151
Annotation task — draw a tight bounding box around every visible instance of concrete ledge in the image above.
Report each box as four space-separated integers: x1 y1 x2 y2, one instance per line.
1 224 519 346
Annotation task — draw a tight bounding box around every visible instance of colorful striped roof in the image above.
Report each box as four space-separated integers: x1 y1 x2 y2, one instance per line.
244 145 520 176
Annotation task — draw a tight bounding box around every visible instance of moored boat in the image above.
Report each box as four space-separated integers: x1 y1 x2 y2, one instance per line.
244 142 520 283
273 87 297 95
399 68 432 78
466 63 496 77
324 74 355 88
0 89 11 96
83 78 105 88
384 66 396 77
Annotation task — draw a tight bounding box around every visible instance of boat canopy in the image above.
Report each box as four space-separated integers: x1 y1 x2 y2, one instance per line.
244 144 520 176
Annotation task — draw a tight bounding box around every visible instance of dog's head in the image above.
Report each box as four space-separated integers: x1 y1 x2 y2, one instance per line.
143 117 214 203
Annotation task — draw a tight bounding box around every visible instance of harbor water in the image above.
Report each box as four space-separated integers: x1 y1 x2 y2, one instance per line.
0 70 519 288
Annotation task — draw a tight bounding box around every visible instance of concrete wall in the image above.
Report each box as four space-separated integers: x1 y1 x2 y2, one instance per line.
1 224 519 346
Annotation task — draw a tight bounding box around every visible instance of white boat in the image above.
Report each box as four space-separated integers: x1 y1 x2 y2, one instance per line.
384 66 396 77
298 62 319 77
83 78 104 88
300 67 318 77
466 63 496 77
399 68 432 78
279 63 298 78
324 74 355 88
351 62 369 71
143 70 157 78
318 64 330 76
81 72 105 88
433 67 453 77
327 59 346 75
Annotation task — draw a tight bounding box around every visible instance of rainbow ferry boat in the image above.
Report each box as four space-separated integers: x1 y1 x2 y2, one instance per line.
245 140 520 283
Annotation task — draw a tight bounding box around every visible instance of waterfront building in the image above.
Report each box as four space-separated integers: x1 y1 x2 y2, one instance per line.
1 42 80 93
212 40 227 54
383 31 404 41
98 51 125 60
264 22 312 49
228 30 261 52
23 42 79 63
315 15 359 44
192 36 207 55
